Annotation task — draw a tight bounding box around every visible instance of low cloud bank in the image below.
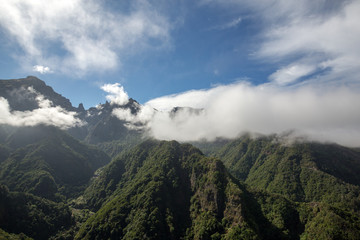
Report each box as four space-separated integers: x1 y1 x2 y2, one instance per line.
0 87 84 129
108 81 360 147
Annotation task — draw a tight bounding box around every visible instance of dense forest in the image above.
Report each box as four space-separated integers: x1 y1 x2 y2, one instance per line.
1 77 360 239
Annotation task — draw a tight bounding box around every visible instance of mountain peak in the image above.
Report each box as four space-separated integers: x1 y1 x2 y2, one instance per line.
0 76 76 112
77 103 85 112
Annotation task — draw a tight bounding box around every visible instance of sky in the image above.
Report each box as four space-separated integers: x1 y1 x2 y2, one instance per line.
1 0 360 146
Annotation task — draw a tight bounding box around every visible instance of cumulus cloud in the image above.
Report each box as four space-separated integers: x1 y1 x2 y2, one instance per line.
101 83 129 105
33 65 52 74
0 87 84 129
0 0 170 76
110 81 360 147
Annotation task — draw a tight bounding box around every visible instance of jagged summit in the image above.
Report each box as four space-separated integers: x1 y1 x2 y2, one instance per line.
0 76 76 111
0 77 143 146
77 103 85 112
1 77 360 239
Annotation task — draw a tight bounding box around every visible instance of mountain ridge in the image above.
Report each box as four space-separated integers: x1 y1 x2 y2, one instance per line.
0 125 110 200
1 77 360 239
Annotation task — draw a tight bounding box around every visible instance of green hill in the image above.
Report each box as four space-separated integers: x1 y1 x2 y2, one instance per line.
214 135 360 207
0 184 72 240
77 140 260 239
75 140 360 239
0 126 110 200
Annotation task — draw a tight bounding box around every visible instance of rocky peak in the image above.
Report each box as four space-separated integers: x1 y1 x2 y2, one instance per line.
0 76 77 112
77 103 85 112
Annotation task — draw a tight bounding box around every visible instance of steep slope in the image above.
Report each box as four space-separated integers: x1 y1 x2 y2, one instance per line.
0 184 72 240
77 141 262 239
0 228 32 240
0 126 110 199
75 140 360 240
215 135 360 206
81 99 142 145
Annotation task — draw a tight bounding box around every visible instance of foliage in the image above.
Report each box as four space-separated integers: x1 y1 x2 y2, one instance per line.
215 136 360 207
190 138 231 156
0 126 110 200
1 128 360 239
0 228 32 240
77 140 271 239
96 132 143 158
0 184 73 240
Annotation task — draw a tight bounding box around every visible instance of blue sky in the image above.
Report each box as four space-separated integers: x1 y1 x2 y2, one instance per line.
2 0 360 146
1 0 347 107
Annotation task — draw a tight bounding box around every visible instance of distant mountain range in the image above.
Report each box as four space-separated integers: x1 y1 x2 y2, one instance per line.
0 76 360 239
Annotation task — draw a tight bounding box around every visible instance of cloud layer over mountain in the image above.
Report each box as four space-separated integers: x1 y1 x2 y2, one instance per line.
106 82 360 147
0 87 83 129
107 0 360 147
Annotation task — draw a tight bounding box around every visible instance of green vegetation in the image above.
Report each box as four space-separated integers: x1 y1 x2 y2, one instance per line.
77 139 360 240
0 144 10 163
190 138 230 156
77 140 270 239
1 126 360 239
0 228 32 240
0 184 72 240
0 126 110 200
96 132 143 158
215 135 360 206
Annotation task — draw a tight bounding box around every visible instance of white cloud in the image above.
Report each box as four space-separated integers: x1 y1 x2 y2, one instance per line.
33 65 52 74
101 83 129 105
269 64 316 85
0 0 170 76
0 87 84 129
112 105 154 124
146 86 229 111
111 81 360 147
201 0 360 87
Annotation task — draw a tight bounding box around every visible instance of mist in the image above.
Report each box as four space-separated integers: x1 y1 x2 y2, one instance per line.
0 87 84 129
108 81 360 147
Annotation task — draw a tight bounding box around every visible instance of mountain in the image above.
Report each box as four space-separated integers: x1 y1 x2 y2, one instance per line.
0 76 143 155
76 140 360 239
1 76 360 239
0 184 72 240
77 140 261 239
80 99 142 144
213 135 360 207
0 76 78 112
0 126 110 200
